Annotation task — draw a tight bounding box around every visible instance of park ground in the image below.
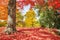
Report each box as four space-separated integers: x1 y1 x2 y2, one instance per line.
0 27 60 40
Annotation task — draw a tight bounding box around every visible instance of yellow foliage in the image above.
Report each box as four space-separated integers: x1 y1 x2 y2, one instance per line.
25 9 37 27
16 10 25 27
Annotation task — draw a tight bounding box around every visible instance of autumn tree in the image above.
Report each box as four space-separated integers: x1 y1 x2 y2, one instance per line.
0 0 45 34
2 0 36 34
5 0 16 34
25 9 36 27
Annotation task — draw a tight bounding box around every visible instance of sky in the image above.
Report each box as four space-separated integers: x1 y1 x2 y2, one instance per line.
21 4 30 15
21 4 38 16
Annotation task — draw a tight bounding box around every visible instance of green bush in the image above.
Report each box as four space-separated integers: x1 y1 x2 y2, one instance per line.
0 20 7 27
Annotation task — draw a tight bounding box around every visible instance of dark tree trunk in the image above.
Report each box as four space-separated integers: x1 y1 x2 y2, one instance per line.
5 0 16 34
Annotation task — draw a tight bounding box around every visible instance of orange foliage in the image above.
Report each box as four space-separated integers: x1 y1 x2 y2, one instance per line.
0 5 8 20
0 0 8 6
0 0 35 20
0 0 8 20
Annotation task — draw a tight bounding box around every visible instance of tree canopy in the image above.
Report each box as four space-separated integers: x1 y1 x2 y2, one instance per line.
0 0 60 20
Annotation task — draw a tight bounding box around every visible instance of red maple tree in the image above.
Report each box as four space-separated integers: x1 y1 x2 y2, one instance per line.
48 0 60 9
1 0 60 20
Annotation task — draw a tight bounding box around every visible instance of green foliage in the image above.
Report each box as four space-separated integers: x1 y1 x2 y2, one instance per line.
16 11 25 27
16 12 23 21
54 12 60 29
39 6 56 28
0 20 7 27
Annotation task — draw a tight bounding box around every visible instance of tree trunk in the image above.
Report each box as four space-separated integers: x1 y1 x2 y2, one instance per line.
5 0 16 34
